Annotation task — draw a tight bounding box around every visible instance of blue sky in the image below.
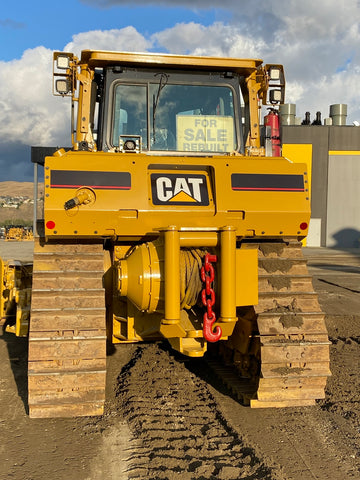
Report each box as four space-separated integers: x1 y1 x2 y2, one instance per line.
0 1 223 61
0 0 360 181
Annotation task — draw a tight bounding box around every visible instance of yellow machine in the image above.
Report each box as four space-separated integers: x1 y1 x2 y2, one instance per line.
4 226 33 241
7 50 331 417
0 257 32 336
5 227 23 241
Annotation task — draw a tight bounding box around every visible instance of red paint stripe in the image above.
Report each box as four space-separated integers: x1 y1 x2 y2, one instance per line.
51 184 131 189
232 187 304 192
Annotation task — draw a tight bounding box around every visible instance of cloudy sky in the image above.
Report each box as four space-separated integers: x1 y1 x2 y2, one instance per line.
1 0 360 181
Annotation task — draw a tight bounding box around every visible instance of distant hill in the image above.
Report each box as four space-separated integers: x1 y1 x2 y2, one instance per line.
0 181 44 225
0 181 43 198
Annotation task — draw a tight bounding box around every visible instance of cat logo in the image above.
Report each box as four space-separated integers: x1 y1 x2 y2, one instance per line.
151 173 209 206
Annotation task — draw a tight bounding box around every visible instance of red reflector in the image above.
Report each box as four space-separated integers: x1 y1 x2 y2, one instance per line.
300 222 308 231
46 221 56 230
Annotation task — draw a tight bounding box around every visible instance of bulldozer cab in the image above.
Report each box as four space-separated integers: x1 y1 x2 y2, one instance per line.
53 51 285 156
107 72 237 153
111 78 235 153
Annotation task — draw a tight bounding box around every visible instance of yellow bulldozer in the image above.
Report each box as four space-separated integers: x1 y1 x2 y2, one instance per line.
0 258 32 336
2 49 330 418
4 226 34 241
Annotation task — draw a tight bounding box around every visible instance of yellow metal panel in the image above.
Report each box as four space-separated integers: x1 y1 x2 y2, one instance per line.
163 228 181 323
167 337 207 357
235 249 258 306
80 50 262 74
282 144 312 200
44 151 310 239
329 151 360 155
219 228 237 322
282 144 312 244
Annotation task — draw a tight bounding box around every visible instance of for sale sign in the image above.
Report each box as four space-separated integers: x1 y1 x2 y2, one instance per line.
176 115 235 153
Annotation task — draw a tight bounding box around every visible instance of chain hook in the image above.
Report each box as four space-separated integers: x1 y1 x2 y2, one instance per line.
201 253 222 342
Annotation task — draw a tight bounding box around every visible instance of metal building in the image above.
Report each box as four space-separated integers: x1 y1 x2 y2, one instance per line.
282 124 360 248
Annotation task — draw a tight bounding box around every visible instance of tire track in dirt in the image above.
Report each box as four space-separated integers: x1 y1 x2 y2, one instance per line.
319 315 360 446
115 343 285 480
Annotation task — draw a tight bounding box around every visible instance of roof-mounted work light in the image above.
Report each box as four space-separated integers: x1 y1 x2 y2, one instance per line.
53 52 75 96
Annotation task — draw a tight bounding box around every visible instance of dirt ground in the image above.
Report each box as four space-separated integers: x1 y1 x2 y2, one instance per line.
0 239 359 479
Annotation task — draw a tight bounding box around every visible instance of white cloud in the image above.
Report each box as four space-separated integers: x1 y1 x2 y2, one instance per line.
2 0 360 180
81 0 360 45
152 22 265 58
150 18 360 122
0 46 69 147
64 27 152 56
0 27 152 152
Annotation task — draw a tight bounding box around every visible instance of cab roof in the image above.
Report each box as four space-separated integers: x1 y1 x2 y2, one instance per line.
80 50 263 75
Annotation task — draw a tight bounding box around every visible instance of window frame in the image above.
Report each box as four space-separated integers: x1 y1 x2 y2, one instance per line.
102 67 244 155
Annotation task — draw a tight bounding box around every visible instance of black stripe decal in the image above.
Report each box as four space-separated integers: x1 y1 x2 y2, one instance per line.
231 173 304 192
51 170 131 190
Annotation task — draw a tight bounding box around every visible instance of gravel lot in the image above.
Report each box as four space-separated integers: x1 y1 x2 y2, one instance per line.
1 240 359 479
